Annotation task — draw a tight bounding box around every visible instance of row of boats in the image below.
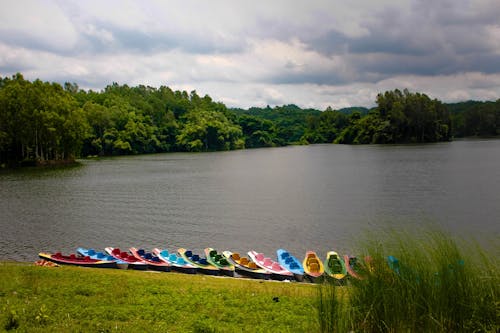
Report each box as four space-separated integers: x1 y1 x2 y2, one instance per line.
38 247 367 282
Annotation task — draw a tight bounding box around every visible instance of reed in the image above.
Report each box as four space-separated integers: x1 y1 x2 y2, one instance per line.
317 227 499 332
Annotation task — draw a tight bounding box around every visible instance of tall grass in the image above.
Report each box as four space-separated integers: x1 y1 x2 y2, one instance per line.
317 228 499 332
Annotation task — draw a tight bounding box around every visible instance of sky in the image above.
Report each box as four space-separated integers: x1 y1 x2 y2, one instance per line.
0 0 499 109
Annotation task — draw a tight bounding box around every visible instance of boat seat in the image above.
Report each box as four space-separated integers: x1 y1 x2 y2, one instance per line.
210 250 217 257
255 253 264 261
177 258 186 265
169 254 177 261
309 258 319 265
55 252 62 258
232 253 241 261
310 263 319 272
239 257 249 265
120 252 128 258
192 254 200 261
112 248 120 255
87 249 95 256
145 253 152 260
281 252 289 260
70 254 76 259
248 262 257 269
215 254 222 261
199 258 208 265
138 249 145 255
263 258 272 266
84 256 91 261
271 263 282 271
219 258 228 266
285 257 293 264
185 250 193 257
290 263 299 269
307 253 315 259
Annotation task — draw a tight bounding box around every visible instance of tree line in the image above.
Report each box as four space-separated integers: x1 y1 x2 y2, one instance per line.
0 73 498 167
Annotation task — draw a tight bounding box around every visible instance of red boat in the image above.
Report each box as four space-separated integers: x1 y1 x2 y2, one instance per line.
105 247 148 270
129 247 171 272
38 252 117 269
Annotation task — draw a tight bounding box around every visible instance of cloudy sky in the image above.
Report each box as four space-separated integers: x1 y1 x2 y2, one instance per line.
1 0 499 109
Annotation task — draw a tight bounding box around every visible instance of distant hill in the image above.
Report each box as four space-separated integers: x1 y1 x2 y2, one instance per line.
337 107 370 115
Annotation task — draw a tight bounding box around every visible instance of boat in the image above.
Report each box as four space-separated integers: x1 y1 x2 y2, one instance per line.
303 251 325 282
276 249 304 282
222 251 271 280
177 248 220 275
38 252 117 269
344 255 364 279
204 248 235 277
77 247 129 269
387 255 400 275
129 248 171 272
104 247 148 270
153 248 197 274
247 250 294 281
324 251 347 281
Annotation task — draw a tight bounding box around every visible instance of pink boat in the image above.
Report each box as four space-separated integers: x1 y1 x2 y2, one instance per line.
247 250 294 281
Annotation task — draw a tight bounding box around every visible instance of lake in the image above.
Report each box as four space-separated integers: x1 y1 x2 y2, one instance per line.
1 139 499 262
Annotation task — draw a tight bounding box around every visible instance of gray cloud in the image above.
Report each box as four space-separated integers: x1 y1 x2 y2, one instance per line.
0 0 498 108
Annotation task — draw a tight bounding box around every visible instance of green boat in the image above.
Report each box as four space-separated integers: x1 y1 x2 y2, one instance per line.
324 251 347 281
204 248 235 277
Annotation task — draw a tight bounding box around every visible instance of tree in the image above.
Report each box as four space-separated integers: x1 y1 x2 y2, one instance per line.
176 108 244 152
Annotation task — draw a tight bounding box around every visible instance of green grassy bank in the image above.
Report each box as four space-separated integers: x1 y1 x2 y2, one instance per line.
317 229 500 332
0 263 318 332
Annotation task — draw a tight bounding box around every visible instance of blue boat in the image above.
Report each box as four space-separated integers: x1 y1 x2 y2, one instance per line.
153 248 197 274
277 249 304 281
77 247 129 269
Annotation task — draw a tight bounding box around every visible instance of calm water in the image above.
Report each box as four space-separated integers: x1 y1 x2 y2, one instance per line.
1 139 499 261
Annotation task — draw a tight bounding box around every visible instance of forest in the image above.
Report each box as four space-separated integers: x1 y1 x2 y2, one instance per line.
0 73 499 167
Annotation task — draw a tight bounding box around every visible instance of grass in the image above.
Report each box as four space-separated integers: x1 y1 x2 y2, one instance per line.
0 262 318 332
317 228 500 332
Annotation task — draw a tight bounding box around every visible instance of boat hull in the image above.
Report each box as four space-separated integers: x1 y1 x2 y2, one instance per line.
204 248 235 277
276 249 305 282
39 252 117 269
324 251 347 281
153 248 197 274
76 248 129 270
129 248 171 272
178 248 220 276
248 250 294 281
222 251 270 280
303 251 325 283
104 247 148 270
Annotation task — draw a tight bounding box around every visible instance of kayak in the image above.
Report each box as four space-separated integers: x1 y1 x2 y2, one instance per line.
276 249 304 282
129 248 171 272
38 252 117 269
247 250 294 281
222 251 270 280
178 248 220 275
76 247 129 269
204 248 235 277
324 251 347 281
104 247 148 270
303 251 324 282
153 248 197 274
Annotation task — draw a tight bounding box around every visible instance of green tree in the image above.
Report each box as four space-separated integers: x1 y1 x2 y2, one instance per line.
177 109 244 152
